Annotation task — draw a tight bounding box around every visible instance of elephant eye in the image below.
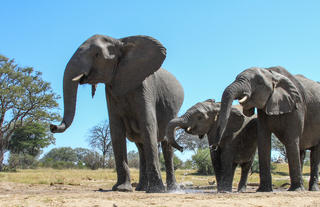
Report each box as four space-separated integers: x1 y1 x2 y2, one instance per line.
198 115 203 120
256 76 264 85
95 53 99 58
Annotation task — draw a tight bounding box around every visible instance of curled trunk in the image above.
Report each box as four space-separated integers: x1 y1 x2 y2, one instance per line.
165 117 189 152
213 81 247 147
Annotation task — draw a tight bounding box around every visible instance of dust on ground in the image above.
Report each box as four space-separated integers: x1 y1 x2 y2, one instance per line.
0 182 319 207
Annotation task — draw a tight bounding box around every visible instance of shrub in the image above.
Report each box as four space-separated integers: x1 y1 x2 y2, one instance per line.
181 159 194 169
159 154 183 171
192 148 214 175
8 153 38 170
83 151 102 170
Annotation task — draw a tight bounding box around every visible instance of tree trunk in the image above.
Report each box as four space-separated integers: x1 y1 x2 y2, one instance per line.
0 143 5 171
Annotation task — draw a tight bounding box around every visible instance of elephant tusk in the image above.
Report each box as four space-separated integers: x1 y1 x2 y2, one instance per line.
72 73 85 82
214 114 218 122
238 95 248 104
186 127 192 132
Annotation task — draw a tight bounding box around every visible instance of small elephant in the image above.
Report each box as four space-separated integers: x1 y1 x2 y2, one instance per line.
215 66 320 192
166 99 257 192
50 35 184 193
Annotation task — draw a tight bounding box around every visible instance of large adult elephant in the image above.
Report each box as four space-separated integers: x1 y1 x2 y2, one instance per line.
213 66 320 192
50 35 184 193
166 99 257 192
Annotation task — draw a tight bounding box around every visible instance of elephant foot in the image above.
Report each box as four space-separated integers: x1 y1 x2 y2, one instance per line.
309 184 319 191
237 186 247 193
167 182 179 192
135 183 148 191
217 186 232 193
112 182 133 192
257 184 273 192
287 184 304 191
146 183 165 193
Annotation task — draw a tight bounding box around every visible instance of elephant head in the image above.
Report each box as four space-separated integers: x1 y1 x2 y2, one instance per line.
213 66 302 148
50 35 166 133
165 99 244 151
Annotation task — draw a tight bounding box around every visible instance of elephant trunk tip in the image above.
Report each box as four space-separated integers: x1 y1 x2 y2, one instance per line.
50 122 66 133
164 136 184 152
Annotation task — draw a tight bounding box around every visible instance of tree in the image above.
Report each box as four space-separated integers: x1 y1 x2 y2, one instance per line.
0 55 60 170
127 150 139 168
40 147 105 169
87 120 112 168
176 129 208 152
271 134 287 161
42 147 78 163
8 122 55 156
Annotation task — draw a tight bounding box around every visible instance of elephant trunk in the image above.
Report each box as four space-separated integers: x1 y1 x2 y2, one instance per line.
212 80 249 148
165 116 189 152
50 56 87 133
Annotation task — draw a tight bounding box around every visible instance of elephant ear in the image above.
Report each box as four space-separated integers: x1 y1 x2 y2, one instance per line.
264 71 302 115
111 35 166 96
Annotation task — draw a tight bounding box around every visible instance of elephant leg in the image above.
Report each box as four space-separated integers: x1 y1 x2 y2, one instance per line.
211 149 222 191
219 151 235 192
135 143 148 191
110 116 132 192
238 161 252 192
256 112 273 192
309 144 320 191
140 109 165 193
285 139 304 191
161 140 178 191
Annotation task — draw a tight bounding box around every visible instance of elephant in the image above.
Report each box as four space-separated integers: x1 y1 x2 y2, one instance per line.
213 66 320 192
166 99 258 192
50 35 184 193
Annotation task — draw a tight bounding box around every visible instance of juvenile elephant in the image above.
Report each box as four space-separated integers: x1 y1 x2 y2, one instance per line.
50 35 184 193
214 66 320 191
166 99 257 192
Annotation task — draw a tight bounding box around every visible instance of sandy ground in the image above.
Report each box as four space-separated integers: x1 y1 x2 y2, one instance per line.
0 182 320 207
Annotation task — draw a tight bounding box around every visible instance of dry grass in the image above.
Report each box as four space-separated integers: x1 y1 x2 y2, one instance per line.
0 163 312 189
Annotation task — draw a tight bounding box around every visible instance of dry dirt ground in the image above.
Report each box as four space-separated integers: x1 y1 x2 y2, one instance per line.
0 182 320 207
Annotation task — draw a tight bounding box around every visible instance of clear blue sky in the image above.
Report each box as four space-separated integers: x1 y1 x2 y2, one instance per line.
1 1 320 160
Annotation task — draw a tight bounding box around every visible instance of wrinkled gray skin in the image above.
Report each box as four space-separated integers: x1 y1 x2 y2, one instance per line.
215 66 320 192
50 35 184 193
166 99 257 192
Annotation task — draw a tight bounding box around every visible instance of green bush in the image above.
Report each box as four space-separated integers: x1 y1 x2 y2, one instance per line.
83 151 102 170
181 159 193 169
51 161 76 169
192 148 214 175
159 154 183 171
8 153 38 170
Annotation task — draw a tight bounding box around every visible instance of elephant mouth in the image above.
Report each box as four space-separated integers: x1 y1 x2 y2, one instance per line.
185 127 206 139
73 73 98 85
72 73 88 85
237 94 250 105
